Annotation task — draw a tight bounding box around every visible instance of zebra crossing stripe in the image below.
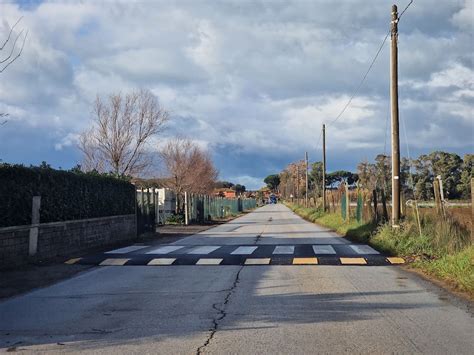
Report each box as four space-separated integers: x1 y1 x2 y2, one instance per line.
312 245 336 254
293 257 318 265
148 258 176 265
100 258 130 266
187 246 220 255
340 257 367 265
64 258 81 265
273 246 295 254
386 257 405 264
105 245 148 254
196 258 223 265
231 246 258 255
245 258 271 265
349 245 380 255
146 246 184 254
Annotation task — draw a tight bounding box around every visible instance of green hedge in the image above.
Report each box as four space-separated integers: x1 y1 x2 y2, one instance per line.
0 164 136 228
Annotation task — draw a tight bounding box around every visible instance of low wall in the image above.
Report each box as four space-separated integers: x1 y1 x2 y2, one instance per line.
0 214 136 269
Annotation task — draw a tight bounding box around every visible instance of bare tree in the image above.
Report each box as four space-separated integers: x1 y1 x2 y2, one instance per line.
1 17 28 125
79 89 169 176
1 17 28 74
160 137 218 211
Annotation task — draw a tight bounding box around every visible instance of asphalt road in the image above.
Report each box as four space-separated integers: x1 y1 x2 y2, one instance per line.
1 204 473 354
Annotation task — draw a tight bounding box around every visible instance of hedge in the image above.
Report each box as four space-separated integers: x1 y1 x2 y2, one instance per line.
0 164 136 228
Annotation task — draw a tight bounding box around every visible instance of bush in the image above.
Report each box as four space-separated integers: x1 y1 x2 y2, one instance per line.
0 164 136 227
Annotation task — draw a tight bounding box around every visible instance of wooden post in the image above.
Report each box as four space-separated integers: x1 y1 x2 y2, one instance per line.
372 189 378 223
471 178 473 241
390 4 401 227
305 151 309 208
322 124 327 212
345 183 350 221
381 189 389 222
433 179 442 216
28 196 41 256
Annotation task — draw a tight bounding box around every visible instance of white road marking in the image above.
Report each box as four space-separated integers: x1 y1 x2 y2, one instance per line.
273 246 295 254
99 258 129 266
148 258 176 265
349 245 380 255
105 245 148 254
145 246 185 255
245 258 271 265
231 246 258 255
312 245 336 254
187 246 221 255
196 258 223 265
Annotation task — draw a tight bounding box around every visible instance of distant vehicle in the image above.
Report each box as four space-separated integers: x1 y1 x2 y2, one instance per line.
269 194 277 204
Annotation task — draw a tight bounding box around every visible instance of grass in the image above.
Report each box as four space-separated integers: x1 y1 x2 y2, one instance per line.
286 202 474 297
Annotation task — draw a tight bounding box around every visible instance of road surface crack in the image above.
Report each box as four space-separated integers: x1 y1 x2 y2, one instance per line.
196 266 244 355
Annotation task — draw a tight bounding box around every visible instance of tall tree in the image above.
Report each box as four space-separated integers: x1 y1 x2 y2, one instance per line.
79 89 169 177
160 137 218 211
457 154 473 199
309 162 323 197
264 174 280 192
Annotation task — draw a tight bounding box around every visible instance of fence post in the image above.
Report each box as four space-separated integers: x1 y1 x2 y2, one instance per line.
372 189 378 223
345 183 350 221
471 178 473 241
28 196 41 256
433 179 442 216
184 192 189 225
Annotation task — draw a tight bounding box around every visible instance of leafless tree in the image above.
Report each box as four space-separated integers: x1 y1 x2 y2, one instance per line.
79 89 169 177
1 17 28 74
1 17 28 125
160 137 218 211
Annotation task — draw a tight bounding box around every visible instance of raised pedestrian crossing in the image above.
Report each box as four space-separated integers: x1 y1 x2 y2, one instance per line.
65 243 405 267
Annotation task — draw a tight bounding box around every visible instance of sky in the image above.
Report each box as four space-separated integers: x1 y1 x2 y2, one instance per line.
0 0 472 190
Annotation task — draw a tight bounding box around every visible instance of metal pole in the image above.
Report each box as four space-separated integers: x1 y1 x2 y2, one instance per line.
184 191 189 225
322 124 326 212
305 151 309 207
390 4 400 227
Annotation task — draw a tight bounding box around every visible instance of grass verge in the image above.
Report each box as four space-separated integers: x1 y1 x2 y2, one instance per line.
286 202 474 297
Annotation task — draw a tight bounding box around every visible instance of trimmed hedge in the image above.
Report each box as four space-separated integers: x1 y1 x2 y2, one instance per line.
0 164 136 228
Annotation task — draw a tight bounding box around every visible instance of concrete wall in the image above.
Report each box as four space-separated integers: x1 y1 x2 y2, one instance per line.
0 214 136 270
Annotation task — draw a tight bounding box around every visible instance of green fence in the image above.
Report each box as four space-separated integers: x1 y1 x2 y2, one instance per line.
187 194 257 224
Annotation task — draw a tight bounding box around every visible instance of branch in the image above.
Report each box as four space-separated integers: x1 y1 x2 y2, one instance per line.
0 17 22 50
0 29 28 73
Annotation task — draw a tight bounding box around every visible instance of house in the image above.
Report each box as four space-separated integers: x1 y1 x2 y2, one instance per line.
213 188 237 198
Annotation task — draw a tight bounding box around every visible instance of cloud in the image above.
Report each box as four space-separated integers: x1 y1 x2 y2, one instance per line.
0 0 472 190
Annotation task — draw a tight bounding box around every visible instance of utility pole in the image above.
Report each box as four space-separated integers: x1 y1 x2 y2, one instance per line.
390 4 400 227
296 164 300 203
322 124 327 212
305 151 309 207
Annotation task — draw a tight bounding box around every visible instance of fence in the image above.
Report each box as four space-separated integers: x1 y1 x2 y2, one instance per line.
136 189 258 234
186 193 257 224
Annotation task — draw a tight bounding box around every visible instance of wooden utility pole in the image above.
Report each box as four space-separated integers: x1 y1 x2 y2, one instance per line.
322 124 327 211
305 151 309 207
296 164 300 203
390 4 401 227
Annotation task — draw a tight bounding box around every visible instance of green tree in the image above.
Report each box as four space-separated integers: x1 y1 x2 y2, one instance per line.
457 154 473 199
309 162 323 197
234 184 246 195
429 151 463 199
264 174 280 192
326 170 358 187
215 181 234 189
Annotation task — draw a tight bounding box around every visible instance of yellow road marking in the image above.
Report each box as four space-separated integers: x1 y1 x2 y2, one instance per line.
340 257 367 265
244 258 271 265
292 257 318 265
148 258 176 266
196 258 223 265
64 258 81 265
99 258 130 266
387 257 405 264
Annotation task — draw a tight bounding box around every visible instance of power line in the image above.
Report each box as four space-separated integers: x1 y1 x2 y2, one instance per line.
327 29 390 126
398 0 414 21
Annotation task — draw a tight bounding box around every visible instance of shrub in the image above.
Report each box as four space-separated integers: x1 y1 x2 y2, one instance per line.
0 164 135 227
